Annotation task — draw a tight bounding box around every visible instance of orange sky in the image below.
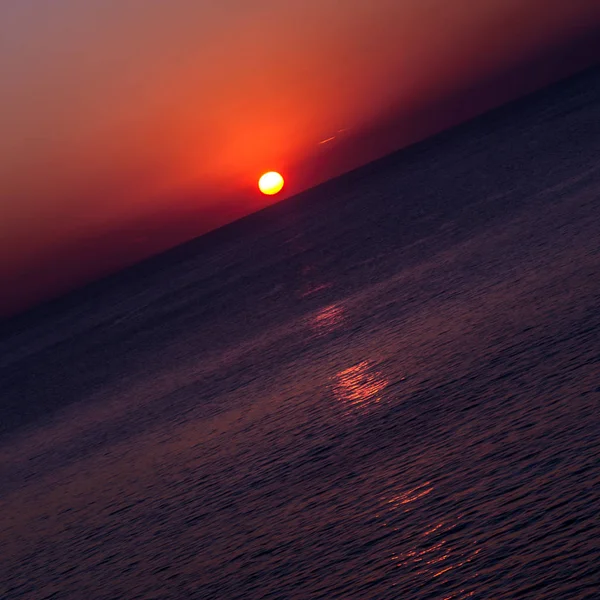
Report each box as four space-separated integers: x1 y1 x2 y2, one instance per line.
1 0 599 316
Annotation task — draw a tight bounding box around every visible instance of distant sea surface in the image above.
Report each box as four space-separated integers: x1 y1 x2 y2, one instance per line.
1 69 599 600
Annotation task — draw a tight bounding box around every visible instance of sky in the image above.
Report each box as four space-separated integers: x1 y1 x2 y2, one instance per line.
1 0 600 317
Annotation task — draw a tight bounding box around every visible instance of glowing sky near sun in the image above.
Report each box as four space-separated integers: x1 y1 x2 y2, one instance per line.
1 0 599 315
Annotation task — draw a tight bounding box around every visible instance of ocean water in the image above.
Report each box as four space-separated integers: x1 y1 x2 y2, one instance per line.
1 69 600 599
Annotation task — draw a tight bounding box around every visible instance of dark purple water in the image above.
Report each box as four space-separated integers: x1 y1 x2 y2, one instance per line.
1 69 599 599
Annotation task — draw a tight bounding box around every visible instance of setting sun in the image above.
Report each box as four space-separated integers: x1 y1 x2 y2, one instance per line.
258 171 284 195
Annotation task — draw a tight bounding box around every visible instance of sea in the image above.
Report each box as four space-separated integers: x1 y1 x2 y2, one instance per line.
1 68 599 599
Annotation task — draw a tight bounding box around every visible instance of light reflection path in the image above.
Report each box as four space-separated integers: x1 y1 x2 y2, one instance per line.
379 481 481 598
309 303 346 336
333 360 389 411
321 313 481 594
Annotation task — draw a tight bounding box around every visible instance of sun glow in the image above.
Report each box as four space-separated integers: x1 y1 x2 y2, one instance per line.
258 171 284 195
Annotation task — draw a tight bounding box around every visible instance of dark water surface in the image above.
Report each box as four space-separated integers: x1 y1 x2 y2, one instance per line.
1 69 600 599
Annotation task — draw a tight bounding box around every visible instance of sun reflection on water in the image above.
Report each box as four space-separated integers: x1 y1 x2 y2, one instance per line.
309 304 345 335
297 264 332 298
379 481 481 597
387 481 434 509
334 360 388 410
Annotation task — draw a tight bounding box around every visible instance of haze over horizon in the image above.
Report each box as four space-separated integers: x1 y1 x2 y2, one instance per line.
2 0 600 317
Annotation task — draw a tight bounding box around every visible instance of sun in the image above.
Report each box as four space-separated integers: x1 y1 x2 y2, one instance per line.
258 171 284 195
